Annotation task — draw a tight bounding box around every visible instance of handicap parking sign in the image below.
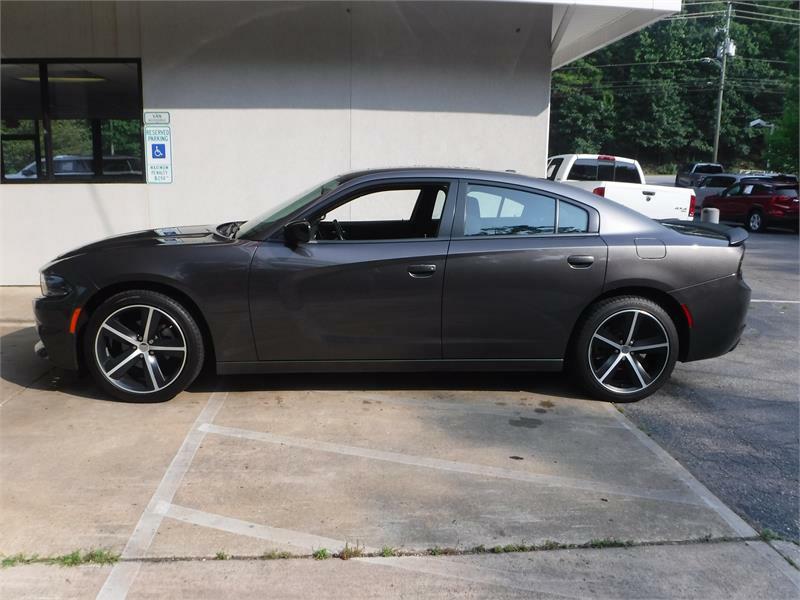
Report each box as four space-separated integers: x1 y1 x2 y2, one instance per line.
144 123 172 183
151 143 166 159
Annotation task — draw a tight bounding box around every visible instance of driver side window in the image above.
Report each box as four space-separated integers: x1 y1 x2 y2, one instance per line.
314 184 449 241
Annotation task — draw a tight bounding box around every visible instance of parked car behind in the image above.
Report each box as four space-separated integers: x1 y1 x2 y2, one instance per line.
4 155 142 180
676 162 724 188
703 178 799 232
695 173 798 209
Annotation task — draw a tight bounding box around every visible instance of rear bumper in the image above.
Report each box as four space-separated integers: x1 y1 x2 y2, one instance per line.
33 295 80 370
672 274 751 362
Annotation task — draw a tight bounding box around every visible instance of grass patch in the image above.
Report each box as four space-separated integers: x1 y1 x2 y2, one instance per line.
214 551 230 561
261 550 293 560
338 542 365 560
312 548 330 560
2 549 119 568
585 538 634 549
760 529 781 542
427 546 458 556
380 546 397 557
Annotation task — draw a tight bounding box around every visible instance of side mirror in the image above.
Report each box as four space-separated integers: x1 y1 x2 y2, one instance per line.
284 220 311 245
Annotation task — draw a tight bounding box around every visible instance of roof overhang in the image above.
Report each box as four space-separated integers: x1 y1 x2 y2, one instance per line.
508 0 682 70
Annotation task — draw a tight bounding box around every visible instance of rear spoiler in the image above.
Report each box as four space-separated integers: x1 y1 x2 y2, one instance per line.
658 219 749 247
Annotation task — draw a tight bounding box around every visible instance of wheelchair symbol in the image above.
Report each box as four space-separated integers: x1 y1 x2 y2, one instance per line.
151 144 166 159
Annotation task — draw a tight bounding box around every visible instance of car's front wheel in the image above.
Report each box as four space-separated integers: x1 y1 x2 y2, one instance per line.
571 296 679 402
84 290 204 402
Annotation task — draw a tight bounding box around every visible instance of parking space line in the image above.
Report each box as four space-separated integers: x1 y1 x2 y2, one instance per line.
604 404 757 538
200 423 702 506
751 299 800 304
96 391 228 600
314 391 626 428
156 501 378 554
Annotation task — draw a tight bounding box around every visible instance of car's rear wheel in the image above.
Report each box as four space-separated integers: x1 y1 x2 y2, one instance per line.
84 290 204 402
571 296 679 402
746 210 766 233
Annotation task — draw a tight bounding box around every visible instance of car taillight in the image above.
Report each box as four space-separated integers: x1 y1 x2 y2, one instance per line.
597 155 616 161
689 195 696 217
592 186 605 197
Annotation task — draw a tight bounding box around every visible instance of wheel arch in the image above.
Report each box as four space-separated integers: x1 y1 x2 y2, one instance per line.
78 281 216 370
567 286 691 362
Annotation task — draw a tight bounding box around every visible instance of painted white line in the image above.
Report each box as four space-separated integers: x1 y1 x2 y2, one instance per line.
0 319 36 326
604 404 757 538
200 423 701 506
314 390 626 429
96 391 227 600
746 541 800 590
158 501 377 554
751 299 800 304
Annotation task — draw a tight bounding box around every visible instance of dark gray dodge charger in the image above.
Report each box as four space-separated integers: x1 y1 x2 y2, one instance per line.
34 168 751 403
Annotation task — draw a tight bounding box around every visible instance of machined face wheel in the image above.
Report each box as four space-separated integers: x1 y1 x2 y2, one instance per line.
94 304 187 395
749 212 762 231
588 309 670 395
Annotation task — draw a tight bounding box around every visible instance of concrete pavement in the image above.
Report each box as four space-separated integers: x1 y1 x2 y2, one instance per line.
1 280 798 598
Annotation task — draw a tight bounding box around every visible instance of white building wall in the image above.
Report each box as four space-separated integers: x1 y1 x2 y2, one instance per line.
1 1 552 284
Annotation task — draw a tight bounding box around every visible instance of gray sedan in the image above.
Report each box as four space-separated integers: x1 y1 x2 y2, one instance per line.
33 168 751 404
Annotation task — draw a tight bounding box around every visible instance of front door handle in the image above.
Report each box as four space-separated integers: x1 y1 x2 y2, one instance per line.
567 255 594 268
408 264 437 278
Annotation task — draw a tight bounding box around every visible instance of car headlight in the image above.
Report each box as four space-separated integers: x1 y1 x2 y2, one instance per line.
40 273 71 298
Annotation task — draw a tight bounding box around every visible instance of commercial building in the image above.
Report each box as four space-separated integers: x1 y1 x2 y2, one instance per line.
1 0 679 284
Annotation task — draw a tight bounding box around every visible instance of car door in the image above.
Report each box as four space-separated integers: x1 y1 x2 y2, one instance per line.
711 183 742 220
248 178 456 361
442 180 607 360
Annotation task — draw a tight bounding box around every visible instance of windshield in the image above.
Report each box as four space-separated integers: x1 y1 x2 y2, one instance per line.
236 177 343 240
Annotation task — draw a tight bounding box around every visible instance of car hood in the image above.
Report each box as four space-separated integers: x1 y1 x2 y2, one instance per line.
56 224 227 260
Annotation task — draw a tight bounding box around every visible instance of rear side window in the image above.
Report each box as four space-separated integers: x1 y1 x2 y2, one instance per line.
750 184 772 195
464 184 555 236
558 201 589 233
614 162 641 183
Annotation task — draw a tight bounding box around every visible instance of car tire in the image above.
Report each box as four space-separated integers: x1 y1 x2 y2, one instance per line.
570 296 679 403
83 290 204 402
746 210 766 233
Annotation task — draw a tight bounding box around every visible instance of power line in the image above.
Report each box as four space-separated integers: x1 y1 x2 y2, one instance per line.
734 7 800 23
733 14 800 26
734 1 800 14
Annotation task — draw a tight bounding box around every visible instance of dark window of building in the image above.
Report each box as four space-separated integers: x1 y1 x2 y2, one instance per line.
1 60 143 183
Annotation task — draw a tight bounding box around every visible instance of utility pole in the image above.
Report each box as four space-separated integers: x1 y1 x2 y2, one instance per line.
712 1 733 163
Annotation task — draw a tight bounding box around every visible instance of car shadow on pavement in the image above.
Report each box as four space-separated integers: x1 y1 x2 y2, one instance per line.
0 325 592 403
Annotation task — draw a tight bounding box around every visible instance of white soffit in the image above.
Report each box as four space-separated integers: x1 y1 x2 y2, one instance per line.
543 0 682 69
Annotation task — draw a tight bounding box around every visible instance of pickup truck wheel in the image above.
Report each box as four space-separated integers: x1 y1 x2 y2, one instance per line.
746 210 766 233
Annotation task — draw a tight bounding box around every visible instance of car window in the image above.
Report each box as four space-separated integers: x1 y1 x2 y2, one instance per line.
775 187 798 198
695 164 723 174
722 184 742 197
614 162 641 183
706 176 735 188
315 183 449 241
558 201 589 233
546 158 563 181
750 184 772 195
464 184 555 236
741 184 755 195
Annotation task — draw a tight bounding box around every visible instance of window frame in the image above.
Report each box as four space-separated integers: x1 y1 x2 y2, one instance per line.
1 57 145 184
452 179 599 239
284 177 460 245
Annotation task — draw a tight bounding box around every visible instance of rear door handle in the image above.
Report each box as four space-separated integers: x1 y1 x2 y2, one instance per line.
408 264 437 277
567 255 594 268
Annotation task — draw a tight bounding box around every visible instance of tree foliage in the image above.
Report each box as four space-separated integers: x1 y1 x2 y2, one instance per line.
550 1 799 172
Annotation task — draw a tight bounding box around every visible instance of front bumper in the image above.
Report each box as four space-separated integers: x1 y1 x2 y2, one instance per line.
673 274 751 362
33 295 81 370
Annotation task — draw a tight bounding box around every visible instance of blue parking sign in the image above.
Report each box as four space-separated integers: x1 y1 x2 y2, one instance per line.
151 144 166 159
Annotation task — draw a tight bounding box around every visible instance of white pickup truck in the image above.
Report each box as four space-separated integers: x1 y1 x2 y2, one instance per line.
546 154 695 220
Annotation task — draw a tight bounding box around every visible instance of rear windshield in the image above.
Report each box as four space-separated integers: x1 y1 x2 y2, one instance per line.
566 159 642 184
695 164 723 174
